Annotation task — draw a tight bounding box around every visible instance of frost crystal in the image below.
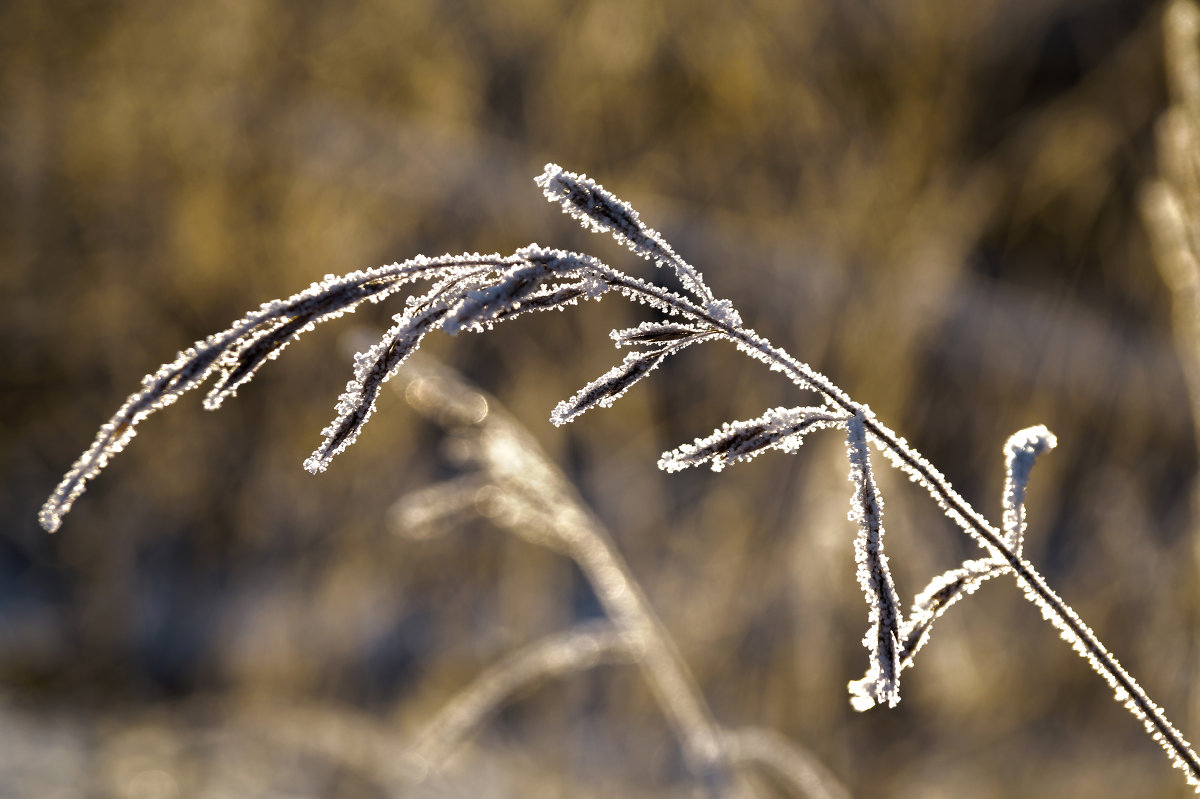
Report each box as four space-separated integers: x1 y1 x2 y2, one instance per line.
704 298 742 328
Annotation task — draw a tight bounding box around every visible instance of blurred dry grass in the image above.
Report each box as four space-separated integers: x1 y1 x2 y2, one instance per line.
1 0 1197 795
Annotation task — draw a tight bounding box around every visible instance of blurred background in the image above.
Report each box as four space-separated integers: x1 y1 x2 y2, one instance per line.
2 0 1197 796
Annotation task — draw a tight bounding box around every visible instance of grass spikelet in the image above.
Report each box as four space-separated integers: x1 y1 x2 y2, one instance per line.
844 411 902 711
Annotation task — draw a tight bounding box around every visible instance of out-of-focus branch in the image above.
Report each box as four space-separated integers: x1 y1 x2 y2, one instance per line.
1141 0 1200 752
389 355 850 799
407 621 632 767
1145 1 1200 453
724 728 851 799
235 701 428 792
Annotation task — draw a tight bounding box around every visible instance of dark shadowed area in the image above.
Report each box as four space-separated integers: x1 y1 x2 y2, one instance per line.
2 0 1197 796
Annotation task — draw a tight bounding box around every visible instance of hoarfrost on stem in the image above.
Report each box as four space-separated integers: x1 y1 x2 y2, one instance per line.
1001 425 1057 553
658 405 846 473
37 162 1200 792
844 411 902 711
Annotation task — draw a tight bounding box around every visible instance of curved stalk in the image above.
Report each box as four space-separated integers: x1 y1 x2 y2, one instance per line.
603 267 1200 785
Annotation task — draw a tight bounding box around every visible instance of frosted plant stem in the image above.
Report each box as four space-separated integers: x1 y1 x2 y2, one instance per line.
778 385 1200 785
43 158 1199 789
602 270 1200 786
745 348 1200 785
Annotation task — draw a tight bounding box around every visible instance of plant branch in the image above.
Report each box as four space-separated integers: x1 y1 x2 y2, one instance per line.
40 161 1200 791
600 264 1200 786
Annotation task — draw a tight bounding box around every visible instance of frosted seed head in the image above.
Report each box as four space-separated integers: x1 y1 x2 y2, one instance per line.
1001 425 1057 552
658 405 846 472
898 558 1008 670
611 321 710 348
535 164 714 302
37 250 523 531
308 305 450 473
551 350 670 426
537 164 644 243
844 410 902 709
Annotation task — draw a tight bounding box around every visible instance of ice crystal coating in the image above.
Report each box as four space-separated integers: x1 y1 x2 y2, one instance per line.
659 405 846 473
844 411 902 711
536 163 714 303
552 321 716 426
551 351 671 426
38 252 483 532
704 298 742 328
611 321 711 347
440 247 604 335
898 558 1008 670
1001 425 1057 553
